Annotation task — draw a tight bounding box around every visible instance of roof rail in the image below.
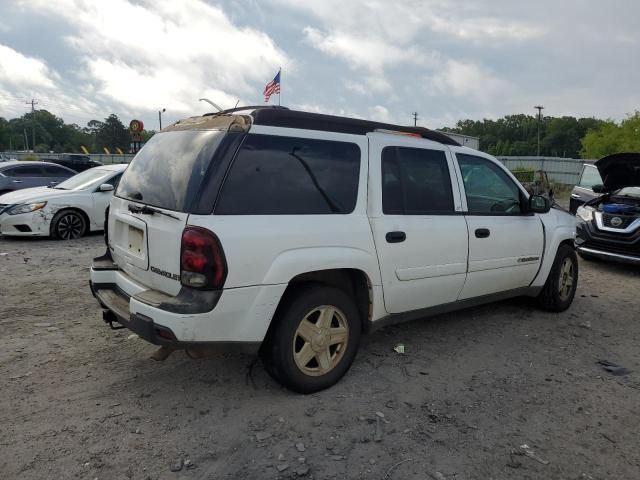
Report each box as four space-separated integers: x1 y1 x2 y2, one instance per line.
203 105 289 117
250 109 460 146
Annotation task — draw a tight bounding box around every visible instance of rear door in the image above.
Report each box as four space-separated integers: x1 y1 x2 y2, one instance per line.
6 165 46 189
454 152 544 299
108 129 226 296
368 134 468 314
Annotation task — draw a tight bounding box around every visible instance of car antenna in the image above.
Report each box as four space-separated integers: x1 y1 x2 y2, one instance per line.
199 98 223 112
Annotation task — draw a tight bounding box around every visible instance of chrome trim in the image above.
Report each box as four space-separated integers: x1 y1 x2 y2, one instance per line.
594 211 640 233
578 247 640 265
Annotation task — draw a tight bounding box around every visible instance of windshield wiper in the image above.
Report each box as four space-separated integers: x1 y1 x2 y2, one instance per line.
128 203 180 220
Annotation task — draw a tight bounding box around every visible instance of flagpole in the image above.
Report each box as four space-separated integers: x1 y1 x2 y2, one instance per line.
278 67 281 106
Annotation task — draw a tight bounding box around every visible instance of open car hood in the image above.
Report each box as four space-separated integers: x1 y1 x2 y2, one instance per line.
595 153 640 191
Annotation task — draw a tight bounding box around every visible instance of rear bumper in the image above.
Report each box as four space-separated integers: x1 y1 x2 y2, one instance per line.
89 252 286 348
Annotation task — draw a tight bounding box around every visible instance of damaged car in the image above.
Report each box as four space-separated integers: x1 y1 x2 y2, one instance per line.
575 152 640 265
0 164 126 239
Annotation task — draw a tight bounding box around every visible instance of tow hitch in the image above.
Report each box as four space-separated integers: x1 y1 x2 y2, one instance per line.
103 309 126 330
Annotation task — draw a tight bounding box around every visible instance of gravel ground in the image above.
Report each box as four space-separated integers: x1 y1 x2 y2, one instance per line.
1 234 639 480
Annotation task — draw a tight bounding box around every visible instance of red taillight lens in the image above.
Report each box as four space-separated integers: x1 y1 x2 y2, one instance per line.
180 227 227 290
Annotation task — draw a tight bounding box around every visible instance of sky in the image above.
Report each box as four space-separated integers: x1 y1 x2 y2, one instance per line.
0 0 639 131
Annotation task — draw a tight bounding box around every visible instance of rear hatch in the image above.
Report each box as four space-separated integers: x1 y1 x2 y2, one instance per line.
108 127 230 295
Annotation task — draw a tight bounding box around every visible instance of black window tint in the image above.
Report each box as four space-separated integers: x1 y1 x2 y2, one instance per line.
216 134 360 214
457 154 522 214
382 147 454 214
42 165 71 177
117 130 225 212
12 165 44 177
106 173 123 188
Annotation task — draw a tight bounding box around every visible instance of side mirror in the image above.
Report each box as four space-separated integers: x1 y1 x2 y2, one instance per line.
529 194 551 213
98 183 114 192
592 184 605 193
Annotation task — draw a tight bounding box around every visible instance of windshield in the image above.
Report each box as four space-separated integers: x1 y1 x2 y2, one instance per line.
116 130 225 212
55 169 114 190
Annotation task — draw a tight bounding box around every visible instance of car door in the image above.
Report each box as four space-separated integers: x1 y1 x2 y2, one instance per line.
368 134 468 314
42 165 73 187
90 173 122 228
5 165 46 189
569 164 601 213
453 152 544 300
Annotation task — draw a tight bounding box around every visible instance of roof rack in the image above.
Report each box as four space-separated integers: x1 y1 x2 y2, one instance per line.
250 109 460 146
203 105 289 117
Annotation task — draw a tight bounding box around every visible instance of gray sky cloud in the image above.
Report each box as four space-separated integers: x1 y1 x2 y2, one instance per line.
0 0 638 130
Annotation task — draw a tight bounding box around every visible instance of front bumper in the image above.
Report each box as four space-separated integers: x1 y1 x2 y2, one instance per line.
0 211 48 236
575 217 640 265
89 252 285 349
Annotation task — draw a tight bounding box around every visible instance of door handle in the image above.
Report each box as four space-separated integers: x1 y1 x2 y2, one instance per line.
386 231 406 243
475 228 490 238
571 193 580 199
12 180 23 184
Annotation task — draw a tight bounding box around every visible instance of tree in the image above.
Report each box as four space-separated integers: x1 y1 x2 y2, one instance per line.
442 114 607 157
581 112 640 159
95 114 130 153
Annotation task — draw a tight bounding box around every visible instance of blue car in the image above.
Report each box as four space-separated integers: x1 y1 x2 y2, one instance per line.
0 161 76 195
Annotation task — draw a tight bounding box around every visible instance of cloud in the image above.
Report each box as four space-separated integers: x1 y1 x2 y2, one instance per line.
429 60 512 100
0 44 59 89
20 0 288 117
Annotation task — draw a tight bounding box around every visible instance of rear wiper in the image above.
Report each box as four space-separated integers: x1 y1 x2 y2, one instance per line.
128 204 180 220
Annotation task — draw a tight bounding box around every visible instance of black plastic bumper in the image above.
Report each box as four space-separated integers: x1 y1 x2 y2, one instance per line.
576 218 640 265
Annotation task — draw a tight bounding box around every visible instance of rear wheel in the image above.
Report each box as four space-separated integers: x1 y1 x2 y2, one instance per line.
51 209 87 240
261 285 361 393
538 244 578 311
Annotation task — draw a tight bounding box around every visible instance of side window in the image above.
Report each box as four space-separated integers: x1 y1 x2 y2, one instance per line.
43 166 71 177
11 165 45 177
382 147 454 214
106 173 123 188
215 134 361 214
457 154 523 214
2 167 18 177
578 166 602 188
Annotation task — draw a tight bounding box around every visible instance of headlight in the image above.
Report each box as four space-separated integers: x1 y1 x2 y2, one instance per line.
8 202 47 216
576 205 594 222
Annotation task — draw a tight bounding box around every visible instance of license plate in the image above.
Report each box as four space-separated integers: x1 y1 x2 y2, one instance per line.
128 225 144 257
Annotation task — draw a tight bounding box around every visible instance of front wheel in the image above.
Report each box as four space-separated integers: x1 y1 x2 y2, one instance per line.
538 244 578 311
51 209 87 240
261 285 361 393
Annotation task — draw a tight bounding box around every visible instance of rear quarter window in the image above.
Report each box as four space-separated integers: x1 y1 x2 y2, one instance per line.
215 134 361 214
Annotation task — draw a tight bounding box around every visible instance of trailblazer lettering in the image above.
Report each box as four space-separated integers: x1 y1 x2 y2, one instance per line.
150 266 180 281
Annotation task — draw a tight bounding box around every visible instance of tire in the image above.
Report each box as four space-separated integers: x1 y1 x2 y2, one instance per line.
50 209 87 240
538 244 579 312
261 284 361 393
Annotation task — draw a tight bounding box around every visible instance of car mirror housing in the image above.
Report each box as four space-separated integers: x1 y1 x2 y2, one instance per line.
528 194 551 213
592 184 605 193
98 184 114 192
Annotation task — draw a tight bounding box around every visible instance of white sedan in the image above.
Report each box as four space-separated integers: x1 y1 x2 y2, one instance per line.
0 164 127 240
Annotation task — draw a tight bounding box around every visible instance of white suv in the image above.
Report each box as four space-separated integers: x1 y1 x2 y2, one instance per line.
90 107 578 393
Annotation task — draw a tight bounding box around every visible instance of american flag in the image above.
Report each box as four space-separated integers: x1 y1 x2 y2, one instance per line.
263 70 281 102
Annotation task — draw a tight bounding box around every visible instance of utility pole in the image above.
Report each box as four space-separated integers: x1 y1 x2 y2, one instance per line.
158 108 166 130
412 112 418 126
25 98 38 152
534 105 544 157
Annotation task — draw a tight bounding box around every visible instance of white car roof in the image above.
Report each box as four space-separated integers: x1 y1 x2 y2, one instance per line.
93 163 128 172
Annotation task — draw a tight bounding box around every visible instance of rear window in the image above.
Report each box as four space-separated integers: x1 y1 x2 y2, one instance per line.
215 134 361 214
117 130 225 211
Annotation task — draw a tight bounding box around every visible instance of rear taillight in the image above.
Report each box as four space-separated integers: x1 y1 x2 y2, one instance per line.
180 227 227 290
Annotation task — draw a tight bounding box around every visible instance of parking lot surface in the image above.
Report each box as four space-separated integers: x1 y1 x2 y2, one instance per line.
1 234 639 479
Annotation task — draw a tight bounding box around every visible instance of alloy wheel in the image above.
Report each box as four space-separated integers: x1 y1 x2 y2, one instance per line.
57 213 84 240
558 257 575 301
293 305 349 377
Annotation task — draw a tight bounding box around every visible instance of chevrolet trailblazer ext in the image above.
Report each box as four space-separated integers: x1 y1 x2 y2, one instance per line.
90 107 578 393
